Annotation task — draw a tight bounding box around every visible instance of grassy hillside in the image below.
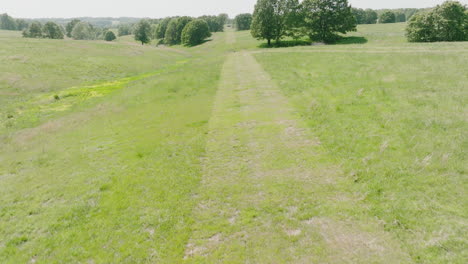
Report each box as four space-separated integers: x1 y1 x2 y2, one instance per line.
0 30 226 262
254 23 467 263
1 23 466 263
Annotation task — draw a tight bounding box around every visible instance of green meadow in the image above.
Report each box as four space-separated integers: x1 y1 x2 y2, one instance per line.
1 23 467 263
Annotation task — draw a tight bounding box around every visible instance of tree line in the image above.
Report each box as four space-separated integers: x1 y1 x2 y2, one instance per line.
233 5 426 34
0 13 28 31
14 13 228 46
22 19 117 41
129 14 228 46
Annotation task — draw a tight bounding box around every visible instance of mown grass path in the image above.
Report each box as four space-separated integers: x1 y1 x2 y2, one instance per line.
184 31 411 262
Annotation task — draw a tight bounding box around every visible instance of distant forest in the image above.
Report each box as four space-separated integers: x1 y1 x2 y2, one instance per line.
1 7 432 32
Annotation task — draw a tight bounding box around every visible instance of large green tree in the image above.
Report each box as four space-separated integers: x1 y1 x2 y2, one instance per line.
234 13 253 30
181 19 211 46
302 0 357 43
42 22 64 39
175 17 193 43
436 0 467 41
66 19 81 38
134 20 151 45
251 0 301 45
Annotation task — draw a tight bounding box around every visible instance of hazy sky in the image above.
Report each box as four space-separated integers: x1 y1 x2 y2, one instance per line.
3 0 468 19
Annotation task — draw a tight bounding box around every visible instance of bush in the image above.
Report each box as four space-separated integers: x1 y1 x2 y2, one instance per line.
104 31 117 41
406 1 467 42
181 19 211 46
380 11 396 23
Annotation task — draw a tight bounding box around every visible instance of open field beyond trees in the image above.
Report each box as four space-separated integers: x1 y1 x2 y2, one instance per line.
0 23 467 263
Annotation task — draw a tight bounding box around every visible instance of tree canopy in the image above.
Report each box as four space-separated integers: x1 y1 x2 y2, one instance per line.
22 22 43 38
71 22 96 40
251 0 301 45
164 18 179 45
134 20 152 45
42 22 64 39
395 12 407 22
175 17 193 43
118 24 132 36
234 13 253 31
0 13 17 30
155 18 171 39
352 8 378 24
302 0 356 43
406 0 467 42
66 19 81 38
379 11 396 23
198 15 225 32
181 19 211 46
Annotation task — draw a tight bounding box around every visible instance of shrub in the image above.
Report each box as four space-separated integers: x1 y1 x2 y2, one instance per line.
181 19 211 46
104 31 117 41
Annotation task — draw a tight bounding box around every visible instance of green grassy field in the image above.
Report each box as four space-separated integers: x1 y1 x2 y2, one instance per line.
0 23 466 263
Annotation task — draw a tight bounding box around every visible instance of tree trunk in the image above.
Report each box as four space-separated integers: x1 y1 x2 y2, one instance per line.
268 39 271 46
